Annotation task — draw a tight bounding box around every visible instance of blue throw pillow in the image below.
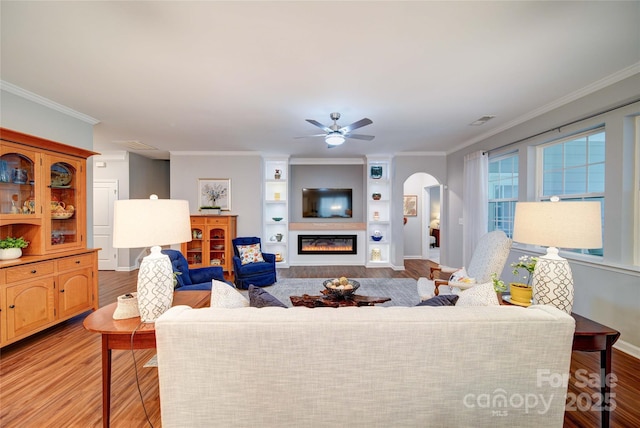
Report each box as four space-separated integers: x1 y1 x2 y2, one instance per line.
416 294 459 306
248 285 287 308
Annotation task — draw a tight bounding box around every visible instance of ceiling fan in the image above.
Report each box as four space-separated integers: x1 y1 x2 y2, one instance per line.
296 112 374 148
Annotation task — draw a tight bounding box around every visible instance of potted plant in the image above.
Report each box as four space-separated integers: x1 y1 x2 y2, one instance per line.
200 183 227 214
491 272 507 304
509 255 537 306
199 206 221 215
0 236 29 260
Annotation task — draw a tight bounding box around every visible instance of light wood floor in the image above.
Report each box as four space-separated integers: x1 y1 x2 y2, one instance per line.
1 260 638 427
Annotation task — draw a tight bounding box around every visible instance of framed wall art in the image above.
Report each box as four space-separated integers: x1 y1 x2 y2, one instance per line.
403 195 417 216
198 178 231 210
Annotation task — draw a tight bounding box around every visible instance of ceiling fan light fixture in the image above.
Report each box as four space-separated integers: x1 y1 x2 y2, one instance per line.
325 133 345 146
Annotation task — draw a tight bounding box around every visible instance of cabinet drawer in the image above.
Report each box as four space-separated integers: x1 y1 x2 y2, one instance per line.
57 254 94 271
205 217 228 225
190 218 206 226
5 261 55 283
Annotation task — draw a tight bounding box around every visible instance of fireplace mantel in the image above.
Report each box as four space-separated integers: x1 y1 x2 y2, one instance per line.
289 222 366 231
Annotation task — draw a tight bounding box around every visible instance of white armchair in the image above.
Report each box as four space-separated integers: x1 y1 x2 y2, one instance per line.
418 230 512 299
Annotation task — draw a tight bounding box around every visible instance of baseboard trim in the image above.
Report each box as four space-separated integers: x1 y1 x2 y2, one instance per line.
614 340 640 360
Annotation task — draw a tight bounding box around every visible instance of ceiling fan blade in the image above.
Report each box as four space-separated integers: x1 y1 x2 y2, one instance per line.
305 119 332 133
340 118 373 133
344 133 375 141
294 134 327 139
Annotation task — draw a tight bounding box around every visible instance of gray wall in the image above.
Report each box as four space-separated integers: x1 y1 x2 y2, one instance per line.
129 153 170 199
169 153 263 237
444 74 640 351
1 89 96 247
290 164 365 223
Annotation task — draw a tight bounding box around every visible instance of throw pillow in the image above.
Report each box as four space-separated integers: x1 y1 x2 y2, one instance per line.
417 277 436 300
248 285 287 308
456 282 499 306
448 267 476 286
416 294 459 306
237 243 265 265
210 279 249 308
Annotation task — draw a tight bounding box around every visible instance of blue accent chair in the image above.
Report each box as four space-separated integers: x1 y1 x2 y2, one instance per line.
161 249 232 290
232 237 277 289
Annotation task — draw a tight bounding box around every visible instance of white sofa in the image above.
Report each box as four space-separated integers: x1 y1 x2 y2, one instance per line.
156 305 574 428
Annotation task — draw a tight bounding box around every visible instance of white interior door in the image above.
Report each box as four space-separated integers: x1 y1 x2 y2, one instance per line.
93 180 118 270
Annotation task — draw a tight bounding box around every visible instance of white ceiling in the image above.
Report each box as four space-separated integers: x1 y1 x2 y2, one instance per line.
2 1 639 160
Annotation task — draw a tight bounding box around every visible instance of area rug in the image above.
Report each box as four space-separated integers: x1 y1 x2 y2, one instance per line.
240 278 421 307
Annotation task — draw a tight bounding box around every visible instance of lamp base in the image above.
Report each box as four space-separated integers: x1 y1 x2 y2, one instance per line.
137 246 174 322
532 247 574 314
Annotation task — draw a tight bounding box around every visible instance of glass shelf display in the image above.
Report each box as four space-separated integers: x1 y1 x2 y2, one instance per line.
0 152 37 217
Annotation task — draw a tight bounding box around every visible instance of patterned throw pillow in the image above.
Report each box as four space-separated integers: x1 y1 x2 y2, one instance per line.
456 282 499 306
210 280 249 308
448 267 476 289
237 243 265 265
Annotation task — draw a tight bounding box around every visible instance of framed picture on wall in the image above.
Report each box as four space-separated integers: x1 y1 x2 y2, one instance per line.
403 195 417 216
198 178 231 210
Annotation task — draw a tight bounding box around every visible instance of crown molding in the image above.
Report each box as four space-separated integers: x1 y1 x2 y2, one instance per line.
1 80 100 125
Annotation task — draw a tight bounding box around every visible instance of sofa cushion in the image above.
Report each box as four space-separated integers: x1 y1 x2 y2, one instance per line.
456 282 499 306
416 294 459 306
248 285 287 308
237 243 265 265
210 280 249 308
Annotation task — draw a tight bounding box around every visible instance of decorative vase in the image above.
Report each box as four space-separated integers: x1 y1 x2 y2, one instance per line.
274 169 281 179
372 192 381 200
0 248 22 260
370 166 383 179
532 257 575 314
509 282 532 306
137 249 174 322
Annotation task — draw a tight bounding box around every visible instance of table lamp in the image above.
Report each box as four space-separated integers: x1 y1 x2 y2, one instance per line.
113 195 191 322
512 197 602 313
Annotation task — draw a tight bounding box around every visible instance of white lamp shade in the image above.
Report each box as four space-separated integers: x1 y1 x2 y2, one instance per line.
513 201 602 249
113 197 192 248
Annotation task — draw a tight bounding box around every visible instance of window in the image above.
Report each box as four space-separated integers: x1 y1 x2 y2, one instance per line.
538 128 605 255
488 153 518 238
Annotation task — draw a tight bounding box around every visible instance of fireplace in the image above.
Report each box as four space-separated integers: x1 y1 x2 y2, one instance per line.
298 235 357 255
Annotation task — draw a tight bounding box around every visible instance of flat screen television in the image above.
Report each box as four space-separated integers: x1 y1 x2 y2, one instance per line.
302 188 352 218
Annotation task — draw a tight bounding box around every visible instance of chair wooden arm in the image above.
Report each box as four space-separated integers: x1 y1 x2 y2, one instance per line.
434 280 449 296
429 266 441 280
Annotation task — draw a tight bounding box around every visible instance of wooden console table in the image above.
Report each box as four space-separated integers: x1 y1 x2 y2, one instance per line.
83 290 210 428
571 312 620 428
501 297 620 428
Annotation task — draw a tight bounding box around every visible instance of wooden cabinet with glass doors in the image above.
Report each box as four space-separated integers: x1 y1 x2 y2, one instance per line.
182 215 237 277
1 128 98 348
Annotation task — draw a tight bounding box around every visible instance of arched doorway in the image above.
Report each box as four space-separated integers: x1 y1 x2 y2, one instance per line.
403 172 441 263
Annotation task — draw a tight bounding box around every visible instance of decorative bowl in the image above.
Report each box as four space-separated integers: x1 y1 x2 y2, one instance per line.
323 278 360 298
272 217 283 222
371 235 383 241
52 211 74 220
212 244 224 250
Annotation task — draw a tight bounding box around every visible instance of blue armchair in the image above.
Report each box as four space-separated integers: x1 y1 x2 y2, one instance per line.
161 249 232 291
232 237 277 289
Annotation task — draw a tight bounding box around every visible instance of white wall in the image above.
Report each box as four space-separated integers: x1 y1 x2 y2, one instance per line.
444 74 640 352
